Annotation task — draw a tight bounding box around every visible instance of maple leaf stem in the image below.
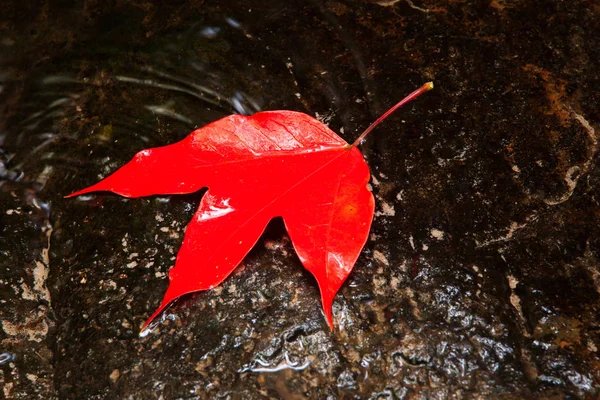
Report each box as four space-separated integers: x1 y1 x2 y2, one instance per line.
352 82 434 147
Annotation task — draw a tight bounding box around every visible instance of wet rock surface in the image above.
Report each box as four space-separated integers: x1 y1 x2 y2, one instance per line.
1 0 599 398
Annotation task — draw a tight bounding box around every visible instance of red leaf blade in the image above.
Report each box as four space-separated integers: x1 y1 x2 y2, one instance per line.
142 190 272 331
284 148 374 328
69 111 374 332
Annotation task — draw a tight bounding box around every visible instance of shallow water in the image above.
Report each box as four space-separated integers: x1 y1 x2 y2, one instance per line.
1 0 599 398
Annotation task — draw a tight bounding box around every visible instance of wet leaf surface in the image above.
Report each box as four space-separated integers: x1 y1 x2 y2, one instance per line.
1 0 599 398
68 110 375 331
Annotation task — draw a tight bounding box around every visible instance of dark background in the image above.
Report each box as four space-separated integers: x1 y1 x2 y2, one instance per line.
1 0 599 398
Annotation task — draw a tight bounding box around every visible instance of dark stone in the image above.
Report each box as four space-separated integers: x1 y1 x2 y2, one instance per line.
1 0 599 398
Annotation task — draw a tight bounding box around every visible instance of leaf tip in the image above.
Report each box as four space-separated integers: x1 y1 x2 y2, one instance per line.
325 315 335 331
139 313 161 337
139 324 150 338
64 187 95 198
320 292 336 331
139 310 162 336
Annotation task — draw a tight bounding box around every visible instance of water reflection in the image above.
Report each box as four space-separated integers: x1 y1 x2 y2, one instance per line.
239 352 311 373
0 352 14 365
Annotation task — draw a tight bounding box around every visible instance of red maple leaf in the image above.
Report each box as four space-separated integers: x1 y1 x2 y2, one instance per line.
67 82 433 332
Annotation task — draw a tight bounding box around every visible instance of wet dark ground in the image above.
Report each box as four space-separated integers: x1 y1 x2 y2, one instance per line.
1 0 599 398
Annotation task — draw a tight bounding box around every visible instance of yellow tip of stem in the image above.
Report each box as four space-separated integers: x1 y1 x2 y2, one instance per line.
424 81 434 91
